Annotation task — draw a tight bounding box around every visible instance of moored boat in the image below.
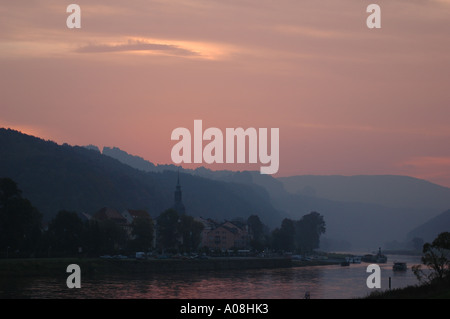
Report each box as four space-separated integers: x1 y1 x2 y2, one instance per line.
393 262 407 271
362 248 387 263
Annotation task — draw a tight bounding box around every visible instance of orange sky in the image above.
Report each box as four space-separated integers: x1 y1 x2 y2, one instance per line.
1 0 450 187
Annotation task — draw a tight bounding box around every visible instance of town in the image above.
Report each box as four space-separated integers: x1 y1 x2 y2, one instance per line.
0 174 325 260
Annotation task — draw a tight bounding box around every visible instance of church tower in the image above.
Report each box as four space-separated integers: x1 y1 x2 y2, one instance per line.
173 171 186 215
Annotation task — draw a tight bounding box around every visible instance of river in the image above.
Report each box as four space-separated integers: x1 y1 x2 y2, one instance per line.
0 254 422 299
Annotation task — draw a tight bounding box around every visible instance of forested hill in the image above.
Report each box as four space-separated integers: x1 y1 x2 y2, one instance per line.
0 128 282 225
407 209 450 243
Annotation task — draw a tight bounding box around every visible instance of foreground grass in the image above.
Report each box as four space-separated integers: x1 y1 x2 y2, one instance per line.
364 280 450 299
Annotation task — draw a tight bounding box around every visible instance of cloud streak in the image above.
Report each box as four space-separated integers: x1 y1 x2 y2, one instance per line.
75 39 200 57
1 0 450 186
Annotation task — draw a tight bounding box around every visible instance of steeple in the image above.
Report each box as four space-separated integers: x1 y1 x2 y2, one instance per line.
173 170 186 215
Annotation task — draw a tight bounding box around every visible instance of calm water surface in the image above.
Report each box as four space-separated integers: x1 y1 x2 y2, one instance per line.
0 255 422 299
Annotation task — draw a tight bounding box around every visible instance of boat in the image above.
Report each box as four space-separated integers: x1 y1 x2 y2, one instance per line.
346 256 362 264
393 262 407 271
362 248 387 263
362 254 375 263
375 248 387 263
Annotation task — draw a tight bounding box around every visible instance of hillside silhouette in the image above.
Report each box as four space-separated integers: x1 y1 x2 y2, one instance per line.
98 144 450 250
407 209 450 243
279 175 450 211
0 128 282 225
2 128 449 250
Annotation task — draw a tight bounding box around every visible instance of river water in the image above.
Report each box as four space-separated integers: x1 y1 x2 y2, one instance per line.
0 255 422 299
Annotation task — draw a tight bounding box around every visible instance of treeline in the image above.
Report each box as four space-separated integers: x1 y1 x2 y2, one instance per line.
42 208 206 257
0 177 206 257
0 178 42 257
0 177 327 258
0 128 281 226
246 212 326 254
0 186 201 258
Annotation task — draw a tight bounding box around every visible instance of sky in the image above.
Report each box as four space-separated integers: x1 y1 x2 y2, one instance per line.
1 0 450 187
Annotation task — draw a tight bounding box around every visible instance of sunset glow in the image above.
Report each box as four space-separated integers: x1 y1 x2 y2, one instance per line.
1 0 449 186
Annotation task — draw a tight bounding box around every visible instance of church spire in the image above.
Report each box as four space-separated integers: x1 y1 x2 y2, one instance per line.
173 171 186 215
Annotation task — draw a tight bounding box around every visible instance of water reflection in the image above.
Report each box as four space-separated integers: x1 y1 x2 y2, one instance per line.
0 255 422 299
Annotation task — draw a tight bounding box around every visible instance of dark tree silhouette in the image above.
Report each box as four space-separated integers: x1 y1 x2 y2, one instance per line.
46 210 84 256
247 214 266 251
0 178 42 257
272 218 295 252
295 212 326 253
156 209 180 252
130 216 154 252
413 232 450 283
178 214 204 253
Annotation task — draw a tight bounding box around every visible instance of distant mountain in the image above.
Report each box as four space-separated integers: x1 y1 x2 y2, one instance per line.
97 145 288 200
97 145 449 250
6 129 447 251
407 209 450 243
0 128 282 225
278 175 450 211
83 144 101 153
275 175 450 250
102 146 157 172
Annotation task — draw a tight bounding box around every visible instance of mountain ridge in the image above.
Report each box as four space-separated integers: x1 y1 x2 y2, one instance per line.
2 127 448 250
0 128 282 226
278 174 450 211
407 209 450 243
95 142 449 249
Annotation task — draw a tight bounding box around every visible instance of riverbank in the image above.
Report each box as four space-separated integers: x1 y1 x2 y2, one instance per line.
292 259 341 267
0 257 295 277
363 280 450 299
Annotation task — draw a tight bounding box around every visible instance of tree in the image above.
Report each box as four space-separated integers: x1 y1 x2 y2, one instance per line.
130 216 154 252
46 210 84 256
0 177 22 205
178 214 204 253
81 219 103 256
413 232 450 284
295 212 326 253
156 209 180 252
98 219 127 254
0 178 42 256
272 218 295 252
247 214 266 251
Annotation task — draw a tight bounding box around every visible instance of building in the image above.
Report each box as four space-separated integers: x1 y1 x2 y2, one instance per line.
196 217 219 247
92 207 127 225
91 207 128 250
122 209 151 224
121 209 152 241
77 212 92 222
203 220 251 251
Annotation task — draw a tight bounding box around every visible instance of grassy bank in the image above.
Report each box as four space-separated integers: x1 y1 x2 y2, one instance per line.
363 281 450 299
